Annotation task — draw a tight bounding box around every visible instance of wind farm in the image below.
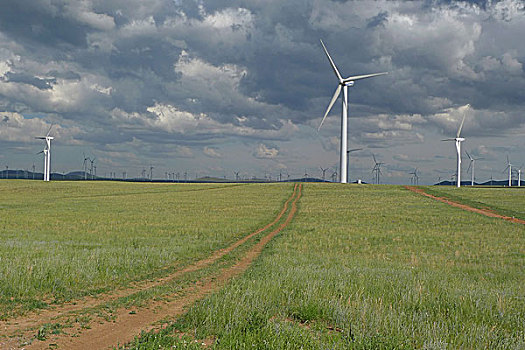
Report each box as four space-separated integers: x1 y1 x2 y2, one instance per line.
1 2 525 349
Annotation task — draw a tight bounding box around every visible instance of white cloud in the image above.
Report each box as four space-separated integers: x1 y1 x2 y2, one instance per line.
203 146 222 158
254 143 279 159
0 112 82 144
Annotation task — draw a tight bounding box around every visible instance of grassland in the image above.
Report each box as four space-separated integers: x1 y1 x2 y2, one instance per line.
424 186 525 220
129 184 525 349
0 180 291 318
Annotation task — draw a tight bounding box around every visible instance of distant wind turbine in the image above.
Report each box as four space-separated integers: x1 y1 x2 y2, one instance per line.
320 167 329 181
442 104 469 188
503 156 513 187
516 165 522 187
371 154 384 184
409 168 419 185
318 39 387 184
465 151 483 186
35 125 54 181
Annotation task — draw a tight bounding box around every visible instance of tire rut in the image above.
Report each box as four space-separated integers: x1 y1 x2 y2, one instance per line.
405 186 525 224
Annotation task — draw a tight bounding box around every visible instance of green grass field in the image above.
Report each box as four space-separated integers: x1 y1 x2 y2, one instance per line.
0 180 291 318
424 186 525 221
128 184 525 349
1 182 524 348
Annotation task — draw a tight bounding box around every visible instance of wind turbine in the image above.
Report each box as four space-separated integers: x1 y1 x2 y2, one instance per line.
320 167 329 181
371 154 384 184
465 151 483 186
331 170 338 182
82 153 91 180
516 165 522 187
442 104 469 188
503 156 513 187
90 158 96 180
318 39 387 184
35 125 54 181
409 168 419 185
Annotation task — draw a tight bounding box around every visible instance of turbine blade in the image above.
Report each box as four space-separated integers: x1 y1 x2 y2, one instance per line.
318 84 342 131
456 111 467 138
46 124 54 137
441 138 455 141
320 39 342 82
372 154 377 163
347 148 363 153
343 72 388 82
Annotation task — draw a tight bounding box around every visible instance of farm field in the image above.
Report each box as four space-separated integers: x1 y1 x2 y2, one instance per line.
0 182 523 349
129 184 525 349
0 180 291 319
423 186 525 221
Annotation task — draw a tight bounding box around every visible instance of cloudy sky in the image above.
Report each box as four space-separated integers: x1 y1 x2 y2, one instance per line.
0 0 524 184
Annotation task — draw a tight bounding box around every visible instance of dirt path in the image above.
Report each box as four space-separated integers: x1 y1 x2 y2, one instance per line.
405 186 525 225
2 184 302 349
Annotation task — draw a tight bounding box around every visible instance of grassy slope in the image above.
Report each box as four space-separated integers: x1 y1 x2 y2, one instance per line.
424 186 525 221
130 184 525 349
0 181 292 317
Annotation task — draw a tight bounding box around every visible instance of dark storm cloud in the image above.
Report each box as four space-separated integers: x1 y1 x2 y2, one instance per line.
3 72 56 90
0 0 524 180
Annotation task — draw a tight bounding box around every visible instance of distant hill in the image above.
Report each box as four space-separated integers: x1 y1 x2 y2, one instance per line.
435 179 524 186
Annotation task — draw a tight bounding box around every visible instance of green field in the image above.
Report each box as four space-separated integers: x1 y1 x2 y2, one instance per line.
129 184 525 349
1 182 524 348
0 180 290 318
424 186 525 221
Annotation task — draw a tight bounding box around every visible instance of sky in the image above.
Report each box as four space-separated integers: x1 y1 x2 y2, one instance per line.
0 0 524 184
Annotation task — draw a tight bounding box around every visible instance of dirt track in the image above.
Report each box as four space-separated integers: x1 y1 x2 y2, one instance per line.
1 183 302 349
405 186 525 225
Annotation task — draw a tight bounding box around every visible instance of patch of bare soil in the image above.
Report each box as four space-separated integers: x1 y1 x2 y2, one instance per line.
405 186 525 225
1 184 302 350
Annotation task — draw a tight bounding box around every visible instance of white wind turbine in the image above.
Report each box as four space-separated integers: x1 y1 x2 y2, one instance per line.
318 39 387 184
35 125 54 182
503 156 513 187
442 104 469 188
465 151 483 187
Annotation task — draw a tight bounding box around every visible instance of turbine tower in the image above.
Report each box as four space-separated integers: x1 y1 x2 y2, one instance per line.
35 125 54 181
442 104 469 188
82 153 91 180
465 151 483 186
318 39 387 184
503 156 513 187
